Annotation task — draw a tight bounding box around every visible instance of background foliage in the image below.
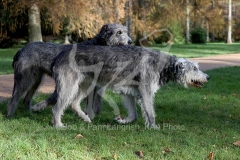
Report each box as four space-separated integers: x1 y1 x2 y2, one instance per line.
1 0 240 46
191 27 207 44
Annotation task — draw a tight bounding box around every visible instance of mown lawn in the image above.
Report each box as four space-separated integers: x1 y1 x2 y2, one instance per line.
0 43 240 74
0 66 239 159
0 45 22 74
150 42 240 58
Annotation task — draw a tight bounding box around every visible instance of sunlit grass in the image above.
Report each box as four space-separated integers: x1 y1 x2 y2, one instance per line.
0 66 240 159
0 45 22 74
150 42 240 58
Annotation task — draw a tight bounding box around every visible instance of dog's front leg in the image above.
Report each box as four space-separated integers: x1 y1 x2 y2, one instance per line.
115 95 138 124
31 89 58 111
85 86 103 120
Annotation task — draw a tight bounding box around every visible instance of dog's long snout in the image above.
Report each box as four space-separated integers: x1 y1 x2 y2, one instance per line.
128 39 132 45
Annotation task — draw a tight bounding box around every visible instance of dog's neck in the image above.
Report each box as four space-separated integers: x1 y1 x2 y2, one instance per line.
168 55 178 82
94 34 108 45
159 55 177 86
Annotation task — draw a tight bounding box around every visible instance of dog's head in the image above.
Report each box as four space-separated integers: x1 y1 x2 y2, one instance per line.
98 23 132 46
171 58 210 88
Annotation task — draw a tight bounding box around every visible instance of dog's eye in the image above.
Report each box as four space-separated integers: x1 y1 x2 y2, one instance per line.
117 31 122 34
178 63 184 69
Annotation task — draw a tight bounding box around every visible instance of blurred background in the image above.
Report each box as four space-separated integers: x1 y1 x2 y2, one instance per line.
0 0 239 48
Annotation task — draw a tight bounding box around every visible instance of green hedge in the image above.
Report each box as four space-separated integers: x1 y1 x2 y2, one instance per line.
191 27 207 44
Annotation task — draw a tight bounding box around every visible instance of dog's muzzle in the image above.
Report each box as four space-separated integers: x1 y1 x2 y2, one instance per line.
191 74 210 88
128 40 132 45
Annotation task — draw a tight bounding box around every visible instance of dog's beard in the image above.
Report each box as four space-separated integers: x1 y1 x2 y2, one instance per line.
107 36 130 46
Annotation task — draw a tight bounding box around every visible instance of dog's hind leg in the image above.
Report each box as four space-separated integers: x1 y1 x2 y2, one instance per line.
115 95 138 124
23 72 43 110
31 89 57 111
92 86 103 115
137 86 157 129
7 69 35 117
85 86 104 120
52 72 80 127
71 92 91 123
7 82 24 117
85 91 95 120
52 91 74 128
52 100 67 128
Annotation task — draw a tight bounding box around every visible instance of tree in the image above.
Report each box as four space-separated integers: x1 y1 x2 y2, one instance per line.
125 0 133 40
133 0 147 45
28 4 42 42
1 0 238 44
227 0 232 44
186 0 190 44
2 0 86 42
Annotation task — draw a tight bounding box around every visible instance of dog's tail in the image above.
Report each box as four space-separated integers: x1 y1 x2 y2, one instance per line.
12 48 22 68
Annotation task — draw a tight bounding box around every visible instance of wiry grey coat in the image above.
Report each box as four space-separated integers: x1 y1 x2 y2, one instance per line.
8 23 132 117
50 45 209 128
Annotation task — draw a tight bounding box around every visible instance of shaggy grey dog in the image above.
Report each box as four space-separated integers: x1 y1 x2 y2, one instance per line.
7 23 132 117
50 45 210 128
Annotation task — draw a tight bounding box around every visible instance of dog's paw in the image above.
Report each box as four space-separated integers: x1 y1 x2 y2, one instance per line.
114 115 136 124
145 124 159 130
116 118 129 124
31 101 47 112
114 115 122 121
83 115 91 123
30 106 38 112
31 104 42 112
54 122 66 128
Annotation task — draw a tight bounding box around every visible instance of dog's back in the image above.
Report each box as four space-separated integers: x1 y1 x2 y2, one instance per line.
12 42 68 75
53 45 171 85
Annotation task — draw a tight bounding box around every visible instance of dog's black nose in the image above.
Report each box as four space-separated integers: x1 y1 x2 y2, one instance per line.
128 40 132 45
207 75 210 80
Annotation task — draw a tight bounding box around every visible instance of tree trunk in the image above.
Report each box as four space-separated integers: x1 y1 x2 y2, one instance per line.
185 0 190 44
227 0 232 44
201 17 204 29
206 22 209 42
211 0 215 10
114 0 120 20
125 0 133 41
135 0 145 46
64 35 71 44
28 4 42 42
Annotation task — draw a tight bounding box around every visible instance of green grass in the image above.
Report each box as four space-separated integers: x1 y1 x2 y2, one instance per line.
0 45 23 74
0 66 240 159
1 43 240 74
150 42 240 58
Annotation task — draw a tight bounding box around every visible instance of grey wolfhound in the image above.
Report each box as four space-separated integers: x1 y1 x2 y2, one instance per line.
7 23 132 117
50 45 209 128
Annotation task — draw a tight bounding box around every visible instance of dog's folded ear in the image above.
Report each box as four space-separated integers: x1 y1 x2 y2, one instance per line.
98 24 110 44
170 55 177 74
99 24 109 35
103 24 109 31
178 62 184 69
